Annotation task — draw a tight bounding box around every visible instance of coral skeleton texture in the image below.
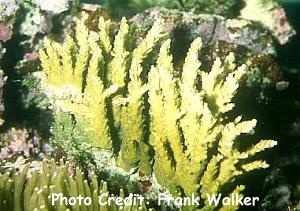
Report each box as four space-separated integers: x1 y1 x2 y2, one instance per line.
38 16 277 210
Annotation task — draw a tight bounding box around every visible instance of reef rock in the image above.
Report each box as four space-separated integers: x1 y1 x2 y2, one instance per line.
130 7 286 91
240 0 296 45
131 7 278 55
0 70 4 126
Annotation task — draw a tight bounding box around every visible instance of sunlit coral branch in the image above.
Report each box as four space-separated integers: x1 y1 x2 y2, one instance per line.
39 17 165 172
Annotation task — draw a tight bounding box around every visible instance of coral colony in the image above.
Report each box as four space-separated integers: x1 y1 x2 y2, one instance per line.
0 0 298 210
36 17 276 210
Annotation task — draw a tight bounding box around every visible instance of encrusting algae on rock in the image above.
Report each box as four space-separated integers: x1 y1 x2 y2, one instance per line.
37 16 277 210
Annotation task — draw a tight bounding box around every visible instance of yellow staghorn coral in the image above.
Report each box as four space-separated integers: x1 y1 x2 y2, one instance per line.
147 37 277 208
39 16 165 172
39 16 277 210
39 20 116 149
